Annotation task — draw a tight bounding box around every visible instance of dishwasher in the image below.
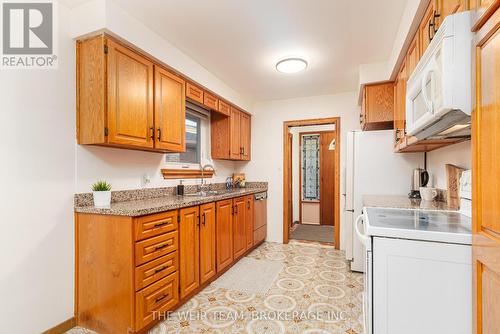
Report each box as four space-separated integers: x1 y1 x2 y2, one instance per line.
253 192 267 245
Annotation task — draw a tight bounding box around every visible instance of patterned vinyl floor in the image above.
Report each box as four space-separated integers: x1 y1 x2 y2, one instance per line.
68 240 364 334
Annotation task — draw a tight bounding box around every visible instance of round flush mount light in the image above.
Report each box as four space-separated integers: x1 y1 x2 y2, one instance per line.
276 58 308 73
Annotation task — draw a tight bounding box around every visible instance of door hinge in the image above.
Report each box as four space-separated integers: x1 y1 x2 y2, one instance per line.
104 45 108 54
104 127 109 136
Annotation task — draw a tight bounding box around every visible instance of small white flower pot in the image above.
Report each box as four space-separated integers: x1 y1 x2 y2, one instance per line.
93 191 111 208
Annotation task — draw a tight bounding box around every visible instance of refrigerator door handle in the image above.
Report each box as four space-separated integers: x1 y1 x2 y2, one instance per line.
355 215 371 248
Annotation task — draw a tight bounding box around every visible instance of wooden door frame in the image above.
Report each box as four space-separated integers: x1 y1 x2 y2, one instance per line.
283 117 341 248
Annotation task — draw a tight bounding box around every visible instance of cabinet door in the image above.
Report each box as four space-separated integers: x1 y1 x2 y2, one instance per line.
472 7 500 333
435 0 468 28
419 1 436 56
240 113 251 160
210 113 231 159
107 39 154 148
394 62 407 141
216 199 233 272
179 206 199 298
363 83 394 130
230 107 241 160
154 66 185 152
406 33 420 78
245 195 254 251
199 203 216 284
233 197 247 259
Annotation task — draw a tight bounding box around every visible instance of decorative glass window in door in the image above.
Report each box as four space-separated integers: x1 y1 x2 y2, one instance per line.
301 134 320 201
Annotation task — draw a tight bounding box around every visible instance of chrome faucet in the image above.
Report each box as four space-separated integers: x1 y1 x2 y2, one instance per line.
199 163 215 194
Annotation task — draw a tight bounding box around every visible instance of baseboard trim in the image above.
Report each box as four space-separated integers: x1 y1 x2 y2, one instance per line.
42 317 76 334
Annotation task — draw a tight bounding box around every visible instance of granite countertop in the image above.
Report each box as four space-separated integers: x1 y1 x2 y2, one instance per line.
75 186 267 217
363 195 455 212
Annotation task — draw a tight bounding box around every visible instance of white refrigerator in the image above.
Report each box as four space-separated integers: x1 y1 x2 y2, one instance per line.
343 130 422 272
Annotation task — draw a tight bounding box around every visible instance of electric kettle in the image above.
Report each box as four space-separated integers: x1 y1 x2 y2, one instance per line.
409 168 429 199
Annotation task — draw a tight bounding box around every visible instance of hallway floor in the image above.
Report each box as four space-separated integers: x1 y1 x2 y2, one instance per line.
68 241 363 334
290 224 335 244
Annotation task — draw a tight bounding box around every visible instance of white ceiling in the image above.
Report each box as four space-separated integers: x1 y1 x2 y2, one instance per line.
68 0 409 101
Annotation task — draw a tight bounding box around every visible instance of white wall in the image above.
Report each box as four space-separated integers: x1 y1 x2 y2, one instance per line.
427 141 471 189
0 4 76 333
240 92 360 243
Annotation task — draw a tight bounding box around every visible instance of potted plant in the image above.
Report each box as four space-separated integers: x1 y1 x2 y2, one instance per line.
91 180 112 208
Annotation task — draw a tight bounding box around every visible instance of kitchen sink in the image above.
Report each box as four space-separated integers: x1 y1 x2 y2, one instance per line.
183 190 220 197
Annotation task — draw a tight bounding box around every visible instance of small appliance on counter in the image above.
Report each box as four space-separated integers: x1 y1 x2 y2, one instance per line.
409 168 429 199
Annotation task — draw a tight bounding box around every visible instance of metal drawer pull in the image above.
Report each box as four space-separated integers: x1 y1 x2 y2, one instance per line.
154 243 168 250
153 222 168 228
154 265 168 273
155 294 168 303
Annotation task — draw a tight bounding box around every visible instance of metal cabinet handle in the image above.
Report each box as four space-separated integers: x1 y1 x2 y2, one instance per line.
157 128 161 141
155 294 168 303
154 265 168 274
202 213 206 225
150 127 155 140
154 221 168 228
155 243 168 250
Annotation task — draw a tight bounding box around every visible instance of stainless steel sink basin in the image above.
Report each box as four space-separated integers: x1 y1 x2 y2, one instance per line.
183 190 220 197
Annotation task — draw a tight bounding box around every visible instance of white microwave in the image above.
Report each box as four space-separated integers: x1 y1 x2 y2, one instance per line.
406 11 473 139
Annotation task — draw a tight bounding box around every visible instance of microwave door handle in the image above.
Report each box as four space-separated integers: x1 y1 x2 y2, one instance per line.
421 69 434 113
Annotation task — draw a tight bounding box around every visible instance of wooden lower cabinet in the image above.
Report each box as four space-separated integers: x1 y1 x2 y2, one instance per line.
216 199 234 271
245 195 254 250
76 193 264 333
199 203 216 284
233 196 247 259
179 206 200 298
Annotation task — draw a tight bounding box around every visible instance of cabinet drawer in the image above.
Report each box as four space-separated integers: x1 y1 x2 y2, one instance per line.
254 225 266 245
204 92 218 110
134 211 178 241
135 231 178 266
135 251 178 291
135 272 179 330
186 82 204 104
218 100 231 116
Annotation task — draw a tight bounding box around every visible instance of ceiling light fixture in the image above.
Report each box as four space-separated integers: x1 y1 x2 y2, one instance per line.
276 58 308 73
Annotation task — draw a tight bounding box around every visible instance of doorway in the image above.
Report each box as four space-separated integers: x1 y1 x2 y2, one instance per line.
283 117 340 248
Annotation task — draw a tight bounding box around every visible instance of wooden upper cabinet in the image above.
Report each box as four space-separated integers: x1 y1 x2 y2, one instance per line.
472 6 500 333
233 197 247 260
107 39 154 148
179 206 200 299
361 83 394 131
394 62 407 142
186 82 204 104
218 100 231 116
203 92 218 111
419 1 437 57
406 33 420 79
216 199 233 272
435 0 469 28
245 195 254 251
240 112 251 161
199 203 216 285
230 107 242 160
211 112 231 159
154 66 186 152
77 35 185 153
